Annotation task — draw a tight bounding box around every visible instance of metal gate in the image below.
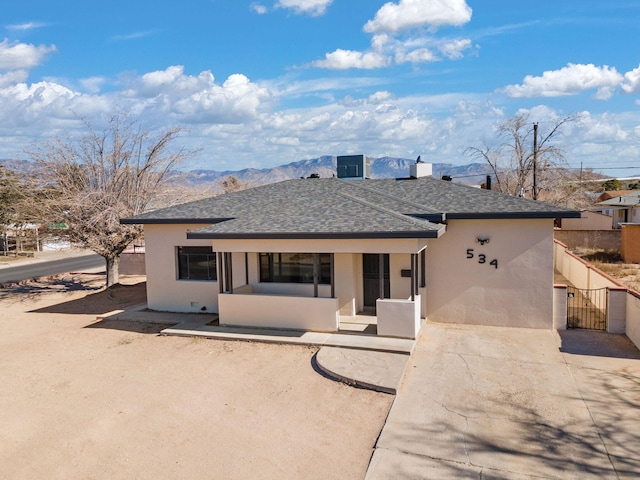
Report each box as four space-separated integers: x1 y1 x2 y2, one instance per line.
567 286 608 330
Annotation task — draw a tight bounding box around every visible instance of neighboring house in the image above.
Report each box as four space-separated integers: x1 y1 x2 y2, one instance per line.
596 190 634 203
121 160 579 338
556 210 613 230
597 191 640 228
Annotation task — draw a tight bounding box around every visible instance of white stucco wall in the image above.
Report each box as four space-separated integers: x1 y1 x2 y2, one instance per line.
426 218 555 329
334 253 358 316
219 293 339 332
377 296 421 339
144 224 219 313
626 292 640 349
212 237 429 254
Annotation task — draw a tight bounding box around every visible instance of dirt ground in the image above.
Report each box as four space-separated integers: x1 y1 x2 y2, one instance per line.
571 247 640 292
0 274 393 480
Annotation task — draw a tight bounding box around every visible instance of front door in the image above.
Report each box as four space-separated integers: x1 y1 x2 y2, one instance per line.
363 254 390 312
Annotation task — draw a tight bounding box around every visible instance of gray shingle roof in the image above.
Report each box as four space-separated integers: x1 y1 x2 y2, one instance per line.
598 192 640 206
121 176 579 239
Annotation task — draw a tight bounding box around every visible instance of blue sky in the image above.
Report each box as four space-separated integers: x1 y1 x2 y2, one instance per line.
1 0 639 176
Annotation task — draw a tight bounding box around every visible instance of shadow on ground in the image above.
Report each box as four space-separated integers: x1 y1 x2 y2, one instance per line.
29 282 147 315
559 329 640 359
85 318 174 334
0 274 104 303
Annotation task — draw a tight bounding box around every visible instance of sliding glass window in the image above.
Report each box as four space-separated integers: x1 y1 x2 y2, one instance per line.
259 253 331 284
177 246 217 281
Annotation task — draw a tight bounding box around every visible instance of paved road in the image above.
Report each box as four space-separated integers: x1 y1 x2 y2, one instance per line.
0 254 105 284
367 323 640 479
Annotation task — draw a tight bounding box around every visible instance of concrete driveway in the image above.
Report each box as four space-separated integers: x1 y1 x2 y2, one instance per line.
367 323 640 479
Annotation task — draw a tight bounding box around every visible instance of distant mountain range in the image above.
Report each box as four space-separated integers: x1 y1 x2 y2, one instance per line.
185 156 492 188
5 156 614 192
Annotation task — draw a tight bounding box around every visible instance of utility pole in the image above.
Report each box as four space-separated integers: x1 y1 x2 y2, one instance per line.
532 122 538 200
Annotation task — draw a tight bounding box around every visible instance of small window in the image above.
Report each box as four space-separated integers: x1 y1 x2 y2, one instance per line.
259 253 331 284
177 246 217 281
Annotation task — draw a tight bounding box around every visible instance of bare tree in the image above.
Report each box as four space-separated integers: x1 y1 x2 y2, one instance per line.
466 113 580 200
0 164 23 229
27 114 195 286
220 175 250 194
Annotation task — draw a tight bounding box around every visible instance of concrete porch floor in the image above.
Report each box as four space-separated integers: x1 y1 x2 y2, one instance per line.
98 304 413 353
339 313 378 335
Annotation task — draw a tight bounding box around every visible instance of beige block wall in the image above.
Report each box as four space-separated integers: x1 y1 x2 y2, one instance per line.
144 224 219 313
622 225 640 263
119 253 146 275
426 218 554 329
560 211 612 230
554 229 620 251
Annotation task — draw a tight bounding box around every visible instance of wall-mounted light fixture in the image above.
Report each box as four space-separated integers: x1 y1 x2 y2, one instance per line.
476 237 490 245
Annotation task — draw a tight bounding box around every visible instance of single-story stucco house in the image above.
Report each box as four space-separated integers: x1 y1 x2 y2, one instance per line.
597 191 640 228
121 157 579 339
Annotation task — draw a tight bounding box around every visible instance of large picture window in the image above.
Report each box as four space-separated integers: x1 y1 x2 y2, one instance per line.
177 246 217 281
259 253 331 284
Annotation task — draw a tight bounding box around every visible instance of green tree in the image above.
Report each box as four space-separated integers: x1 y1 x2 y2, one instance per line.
601 179 623 191
27 113 195 286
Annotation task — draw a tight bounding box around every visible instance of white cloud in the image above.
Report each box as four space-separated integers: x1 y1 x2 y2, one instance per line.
438 38 472 59
502 63 623 99
368 91 393 104
621 64 640 94
111 31 155 41
364 0 472 34
275 0 333 16
395 47 436 64
0 58 637 178
6 22 48 32
312 49 391 70
0 39 56 71
80 76 107 94
311 7 473 71
313 33 473 70
0 70 28 88
124 66 271 124
251 3 268 14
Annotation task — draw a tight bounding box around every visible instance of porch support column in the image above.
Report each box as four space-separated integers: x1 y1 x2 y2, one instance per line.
330 254 335 299
410 253 416 301
217 252 224 294
313 253 319 298
379 254 385 300
414 253 419 297
225 252 233 294
245 252 249 285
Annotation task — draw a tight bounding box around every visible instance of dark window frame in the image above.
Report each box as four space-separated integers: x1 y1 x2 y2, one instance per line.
177 246 217 281
259 252 331 284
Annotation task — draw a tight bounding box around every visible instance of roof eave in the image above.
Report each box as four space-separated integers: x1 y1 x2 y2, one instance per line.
186 229 444 240
120 217 233 225
445 211 581 220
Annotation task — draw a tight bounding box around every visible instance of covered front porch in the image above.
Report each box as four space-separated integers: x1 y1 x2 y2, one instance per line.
210 238 428 340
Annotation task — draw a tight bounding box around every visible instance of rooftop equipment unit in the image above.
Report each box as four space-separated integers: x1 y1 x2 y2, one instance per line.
337 154 370 180
410 155 432 178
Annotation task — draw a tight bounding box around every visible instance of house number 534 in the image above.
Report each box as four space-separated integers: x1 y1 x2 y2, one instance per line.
466 249 498 269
